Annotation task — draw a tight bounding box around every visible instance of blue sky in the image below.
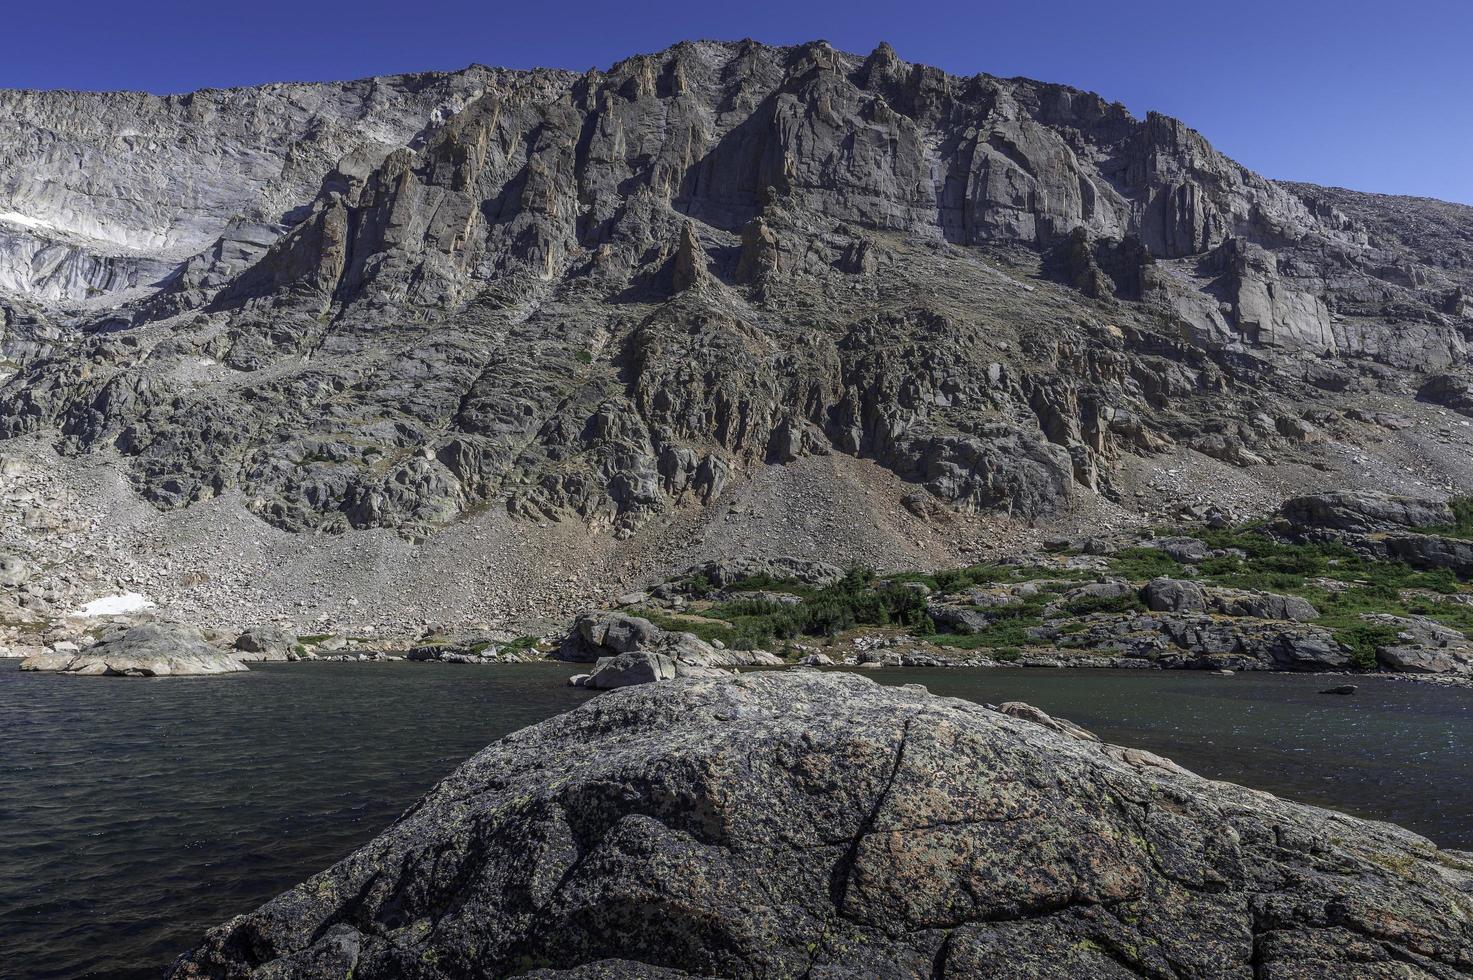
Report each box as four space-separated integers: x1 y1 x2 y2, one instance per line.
8 0 1471 204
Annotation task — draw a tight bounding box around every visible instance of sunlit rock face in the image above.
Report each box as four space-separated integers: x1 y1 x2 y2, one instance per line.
0 39 1470 542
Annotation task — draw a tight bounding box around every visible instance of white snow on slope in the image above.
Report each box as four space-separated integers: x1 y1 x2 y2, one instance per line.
75 593 156 617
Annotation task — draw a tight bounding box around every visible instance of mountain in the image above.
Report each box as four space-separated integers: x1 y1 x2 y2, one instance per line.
2 39 1472 635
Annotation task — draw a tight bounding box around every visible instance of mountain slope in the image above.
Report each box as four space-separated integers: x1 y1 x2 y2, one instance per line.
2 39 1471 634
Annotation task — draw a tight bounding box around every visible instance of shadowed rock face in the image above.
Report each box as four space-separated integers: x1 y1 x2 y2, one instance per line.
170 672 1473 978
2 40 1472 539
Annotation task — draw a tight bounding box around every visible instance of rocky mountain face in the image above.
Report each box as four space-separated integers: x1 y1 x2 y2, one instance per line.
170 672 1473 978
2 40 1472 630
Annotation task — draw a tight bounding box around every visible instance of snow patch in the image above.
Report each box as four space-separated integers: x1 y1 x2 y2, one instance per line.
75 593 156 617
0 210 51 231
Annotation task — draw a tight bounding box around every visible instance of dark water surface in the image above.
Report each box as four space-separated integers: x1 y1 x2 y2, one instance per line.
0 661 593 980
2 661 1470 979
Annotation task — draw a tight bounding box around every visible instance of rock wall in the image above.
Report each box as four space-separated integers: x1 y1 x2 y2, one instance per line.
1 40 1471 537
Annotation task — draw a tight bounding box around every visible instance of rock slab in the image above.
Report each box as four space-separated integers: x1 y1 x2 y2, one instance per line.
171 672 1473 978
21 623 247 677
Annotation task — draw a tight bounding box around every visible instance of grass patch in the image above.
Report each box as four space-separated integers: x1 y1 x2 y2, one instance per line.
647 567 932 649
1060 592 1145 617
924 615 1044 650
1106 548 1182 580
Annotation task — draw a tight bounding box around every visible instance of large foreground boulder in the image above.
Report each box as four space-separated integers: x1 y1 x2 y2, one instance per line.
21 624 248 677
172 673 1473 979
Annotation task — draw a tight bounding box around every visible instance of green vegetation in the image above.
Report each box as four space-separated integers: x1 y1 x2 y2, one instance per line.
1104 548 1183 581
640 567 929 650
1416 496 1473 541
1332 623 1404 670
1060 591 1145 617
633 517 1473 666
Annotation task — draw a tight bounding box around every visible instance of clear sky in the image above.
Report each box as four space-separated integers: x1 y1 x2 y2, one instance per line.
7 0 1471 204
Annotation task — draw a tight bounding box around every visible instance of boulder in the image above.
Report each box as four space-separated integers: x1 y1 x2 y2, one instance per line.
1417 373 1473 417
1279 491 1453 534
1365 614 1473 674
20 623 248 677
673 663 731 680
233 625 297 661
562 611 666 661
0 552 32 588
171 672 1473 979
1378 533 1473 578
995 701 1099 742
927 603 994 633
1142 577 1207 613
1261 626 1350 670
1205 587 1318 622
587 651 676 689
562 610 773 669
1151 536 1210 563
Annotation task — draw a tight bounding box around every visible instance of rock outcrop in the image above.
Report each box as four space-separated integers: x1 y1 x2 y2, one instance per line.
20 623 247 676
232 626 297 661
560 610 782 669
2 40 1471 547
171 672 1473 978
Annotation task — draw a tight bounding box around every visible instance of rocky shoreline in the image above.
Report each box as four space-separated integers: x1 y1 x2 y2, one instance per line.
168 670 1473 978
13 490 1473 686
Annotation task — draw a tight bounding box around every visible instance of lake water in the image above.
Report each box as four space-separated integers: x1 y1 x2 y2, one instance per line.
2 661 1469 979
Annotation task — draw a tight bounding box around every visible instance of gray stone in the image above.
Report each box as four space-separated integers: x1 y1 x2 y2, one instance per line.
1151 537 1211 563
20 623 247 677
0 552 32 588
170 672 1473 980
1142 577 1207 613
1279 492 1453 535
587 651 676 689
233 625 297 661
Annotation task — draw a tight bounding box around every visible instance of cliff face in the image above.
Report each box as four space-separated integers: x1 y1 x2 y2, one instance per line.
1 40 1471 542
0 69 501 302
